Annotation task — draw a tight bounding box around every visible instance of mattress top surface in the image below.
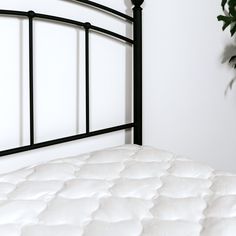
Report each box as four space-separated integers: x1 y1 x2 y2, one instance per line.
0 145 236 236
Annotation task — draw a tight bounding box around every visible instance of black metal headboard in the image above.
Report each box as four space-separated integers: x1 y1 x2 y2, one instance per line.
0 0 144 157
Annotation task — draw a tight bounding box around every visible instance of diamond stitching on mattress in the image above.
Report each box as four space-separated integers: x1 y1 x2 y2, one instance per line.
0 145 236 236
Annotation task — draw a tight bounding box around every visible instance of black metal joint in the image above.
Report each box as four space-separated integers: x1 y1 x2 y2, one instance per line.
84 22 91 30
28 10 35 18
133 6 143 11
131 0 144 7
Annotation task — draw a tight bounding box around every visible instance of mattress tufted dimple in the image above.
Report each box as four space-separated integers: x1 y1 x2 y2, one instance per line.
0 145 236 236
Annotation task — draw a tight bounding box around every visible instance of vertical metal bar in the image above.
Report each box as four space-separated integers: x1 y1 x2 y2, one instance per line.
85 23 91 133
28 11 35 145
132 0 144 145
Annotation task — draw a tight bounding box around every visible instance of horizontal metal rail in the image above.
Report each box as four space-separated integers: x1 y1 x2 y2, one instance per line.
90 24 133 44
67 0 133 22
0 9 28 17
0 9 133 44
35 12 85 27
0 123 134 157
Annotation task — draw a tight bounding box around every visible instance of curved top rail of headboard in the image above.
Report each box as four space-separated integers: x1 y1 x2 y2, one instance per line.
0 9 133 44
66 0 134 22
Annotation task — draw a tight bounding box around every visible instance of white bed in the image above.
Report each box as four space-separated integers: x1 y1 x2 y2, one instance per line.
0 145 236 236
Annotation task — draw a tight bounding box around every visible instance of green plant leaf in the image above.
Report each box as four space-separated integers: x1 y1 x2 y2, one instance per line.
217 15 234 30
222 0 228 9
229 6 236 16
229 55 236 63
224 20 233 30
228 1 236 6
230 22 236 35
228 0 236 15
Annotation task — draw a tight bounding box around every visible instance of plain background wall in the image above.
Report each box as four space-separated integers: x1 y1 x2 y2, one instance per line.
143 0 236 172
0 0 236 173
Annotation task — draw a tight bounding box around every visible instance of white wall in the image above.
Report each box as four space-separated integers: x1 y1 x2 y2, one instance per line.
0 0 236 173
143 0 236 172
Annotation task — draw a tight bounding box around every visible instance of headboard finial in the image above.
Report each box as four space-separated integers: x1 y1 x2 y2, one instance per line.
131 0 144 7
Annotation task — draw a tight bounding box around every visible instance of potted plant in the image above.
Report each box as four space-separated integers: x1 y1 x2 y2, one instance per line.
218 0 236 91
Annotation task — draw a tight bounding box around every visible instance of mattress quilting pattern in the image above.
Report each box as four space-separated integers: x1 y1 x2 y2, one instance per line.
0 145 236 236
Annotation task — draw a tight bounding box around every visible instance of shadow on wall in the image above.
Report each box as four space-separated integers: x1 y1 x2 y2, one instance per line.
76 29 80 134
124 0 133 144
19 20 24 146
16 1 134 148
222 43 236 95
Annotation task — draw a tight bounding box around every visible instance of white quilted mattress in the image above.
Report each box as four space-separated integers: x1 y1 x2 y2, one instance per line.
0 145 236 236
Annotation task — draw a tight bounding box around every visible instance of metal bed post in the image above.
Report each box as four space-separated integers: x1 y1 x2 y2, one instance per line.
132 0 144 145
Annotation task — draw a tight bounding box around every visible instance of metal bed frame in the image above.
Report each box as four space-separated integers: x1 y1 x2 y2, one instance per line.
0 0 144 157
